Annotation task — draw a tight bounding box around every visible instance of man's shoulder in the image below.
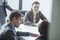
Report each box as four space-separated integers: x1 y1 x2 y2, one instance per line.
0 23 13 36
0 26 14 40
1 23 11 30
4 25 12 32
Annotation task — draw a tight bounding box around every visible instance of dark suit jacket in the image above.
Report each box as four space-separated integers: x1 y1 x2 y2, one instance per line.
0 23 18 40
23 11 47 25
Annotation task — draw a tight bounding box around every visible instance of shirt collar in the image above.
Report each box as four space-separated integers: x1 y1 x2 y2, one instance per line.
8 23 15 31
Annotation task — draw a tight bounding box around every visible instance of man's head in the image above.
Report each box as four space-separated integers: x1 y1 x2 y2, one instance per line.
9 11 22 28
38 21 49 36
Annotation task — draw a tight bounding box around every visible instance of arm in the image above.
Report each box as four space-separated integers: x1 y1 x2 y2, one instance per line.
4 0 14 11
39 12 47 21
16 31 31 36
6 4 14 11
16 31 39 37
23 12 32 25
34 12 48 26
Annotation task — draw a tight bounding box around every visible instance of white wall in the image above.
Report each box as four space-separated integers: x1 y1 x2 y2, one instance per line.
49 0 60 40
22 0 53 22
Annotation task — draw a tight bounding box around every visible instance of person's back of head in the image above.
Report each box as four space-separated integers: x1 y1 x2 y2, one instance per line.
38 21 49 40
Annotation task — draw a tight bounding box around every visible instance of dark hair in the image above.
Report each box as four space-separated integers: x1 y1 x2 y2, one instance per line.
32 1 40 6
38 21 49 36
9 11 22 21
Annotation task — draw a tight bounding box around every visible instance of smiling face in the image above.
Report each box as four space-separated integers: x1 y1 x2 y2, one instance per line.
32 4 40 12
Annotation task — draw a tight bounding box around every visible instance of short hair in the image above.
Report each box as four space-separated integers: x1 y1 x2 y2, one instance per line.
32 1 40 6
38 21 49 35
9 11 22 21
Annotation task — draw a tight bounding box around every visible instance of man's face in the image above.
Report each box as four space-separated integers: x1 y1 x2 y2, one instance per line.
13 16 22 27
32 4 39 12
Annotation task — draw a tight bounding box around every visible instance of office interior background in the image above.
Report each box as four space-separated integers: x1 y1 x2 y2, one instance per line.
5 0 60 40
6 0 52 22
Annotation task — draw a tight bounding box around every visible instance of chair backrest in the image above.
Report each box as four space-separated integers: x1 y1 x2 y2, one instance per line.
19 10 26 15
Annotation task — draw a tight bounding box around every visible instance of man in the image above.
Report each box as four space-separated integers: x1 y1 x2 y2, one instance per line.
0 0 15 29
0 11 23 40
0 11 39 40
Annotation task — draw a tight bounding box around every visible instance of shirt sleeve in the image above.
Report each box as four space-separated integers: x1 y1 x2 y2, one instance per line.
16 31 31 36
23 11 30 24
39 11 47 20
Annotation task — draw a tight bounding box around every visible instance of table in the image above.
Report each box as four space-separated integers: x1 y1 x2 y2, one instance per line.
15 24 40 40
1 23 40 40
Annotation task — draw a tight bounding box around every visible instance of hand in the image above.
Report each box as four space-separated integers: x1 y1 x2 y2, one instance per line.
31 33 40 37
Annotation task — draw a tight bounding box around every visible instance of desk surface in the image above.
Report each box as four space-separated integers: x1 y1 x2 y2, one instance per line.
15 24 40 34
15 24 40 40
20 36 38 40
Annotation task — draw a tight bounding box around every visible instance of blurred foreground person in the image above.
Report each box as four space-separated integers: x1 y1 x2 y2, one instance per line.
36 21 49 40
